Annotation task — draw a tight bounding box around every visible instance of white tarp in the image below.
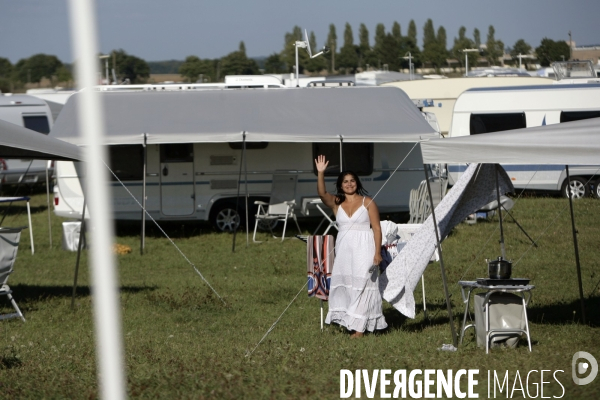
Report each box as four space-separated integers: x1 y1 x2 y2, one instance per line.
0 119 81 161
421 117 600 165
380 163 514 318
50 87 438 145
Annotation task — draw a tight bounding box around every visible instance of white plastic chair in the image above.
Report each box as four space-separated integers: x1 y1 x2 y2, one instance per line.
0 227 25 322
253 174 301 242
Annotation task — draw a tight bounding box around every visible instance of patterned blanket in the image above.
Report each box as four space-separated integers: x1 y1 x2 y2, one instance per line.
379 163 514 318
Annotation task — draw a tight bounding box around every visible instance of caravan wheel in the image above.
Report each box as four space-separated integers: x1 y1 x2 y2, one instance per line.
593 180 600 199
211 203 241 232
562 177 589 199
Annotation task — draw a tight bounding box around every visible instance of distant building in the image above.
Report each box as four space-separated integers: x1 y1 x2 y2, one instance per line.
572 45 600 65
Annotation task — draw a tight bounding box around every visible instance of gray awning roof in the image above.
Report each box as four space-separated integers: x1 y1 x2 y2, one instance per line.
50 87 437 145
421 117 600 165
0 119 82 161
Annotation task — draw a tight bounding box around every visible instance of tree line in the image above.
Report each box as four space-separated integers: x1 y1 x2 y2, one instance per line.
0 49 151 92
0 20 572 90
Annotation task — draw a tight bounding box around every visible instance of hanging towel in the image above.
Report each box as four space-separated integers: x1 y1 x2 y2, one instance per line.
307 235 335 300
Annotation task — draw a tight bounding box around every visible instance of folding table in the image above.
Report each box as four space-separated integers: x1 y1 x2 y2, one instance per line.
458 280 534 353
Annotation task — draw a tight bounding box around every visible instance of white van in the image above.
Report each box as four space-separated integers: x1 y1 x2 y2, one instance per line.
51 85 441 230
0 93 54 186
448 83 600 197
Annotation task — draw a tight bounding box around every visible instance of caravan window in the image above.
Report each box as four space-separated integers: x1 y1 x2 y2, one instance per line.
109 145 144 181
22 115 50 134
560 110 600 123
470 113 526 135
312 143 373 176
160 143 193 162
228 142 269 150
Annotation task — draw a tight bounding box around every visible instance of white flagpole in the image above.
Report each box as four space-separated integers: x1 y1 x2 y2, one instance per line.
67 1 126 399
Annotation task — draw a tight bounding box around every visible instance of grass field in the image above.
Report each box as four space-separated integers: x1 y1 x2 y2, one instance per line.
0 191 599 399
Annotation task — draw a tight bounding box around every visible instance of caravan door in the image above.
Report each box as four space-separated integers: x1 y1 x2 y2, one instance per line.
160 144 195 216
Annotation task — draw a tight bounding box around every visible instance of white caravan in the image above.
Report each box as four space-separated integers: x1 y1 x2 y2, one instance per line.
50 86 441 230
0 93 54 186
382 77 553 136
448 83 600 197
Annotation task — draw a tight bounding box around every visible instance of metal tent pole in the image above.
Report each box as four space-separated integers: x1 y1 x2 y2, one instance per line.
232 132 246 252
140 133 147 255
495 165 506 259
244 137 249 247
565 165 587 324
339 136 343 172
71 198 86 310
46 162 53 248
424 164 457 346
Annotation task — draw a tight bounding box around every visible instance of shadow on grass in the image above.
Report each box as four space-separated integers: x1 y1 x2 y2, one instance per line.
7 284 156 304
0 204 48 217
528 295 600 327
113 216 341 239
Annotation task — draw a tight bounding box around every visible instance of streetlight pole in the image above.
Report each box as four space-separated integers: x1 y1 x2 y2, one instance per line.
462 48 479 77
569 30 572 60
99 54 110 84
403 52 413 80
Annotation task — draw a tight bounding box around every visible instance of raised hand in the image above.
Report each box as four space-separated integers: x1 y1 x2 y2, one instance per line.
314 154 329 172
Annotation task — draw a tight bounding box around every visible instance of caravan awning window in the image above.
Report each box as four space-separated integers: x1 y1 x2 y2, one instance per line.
22 115 50 134
312 143 373 176
109 145 144 181
470 113 526 135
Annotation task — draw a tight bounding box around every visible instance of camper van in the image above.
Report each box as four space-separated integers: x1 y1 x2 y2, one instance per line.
448 83 600 198
51 85 441 230
382 76 553 136
0 93 54 186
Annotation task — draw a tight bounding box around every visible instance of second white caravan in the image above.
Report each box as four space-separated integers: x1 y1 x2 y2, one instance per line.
448 83 600 197
50 86 440 230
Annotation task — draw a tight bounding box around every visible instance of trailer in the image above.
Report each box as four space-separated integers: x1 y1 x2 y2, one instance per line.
448 83 600 198
50 85 440 230
0 93 55 186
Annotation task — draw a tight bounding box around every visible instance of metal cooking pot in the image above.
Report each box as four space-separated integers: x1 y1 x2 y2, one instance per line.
487 256 512 279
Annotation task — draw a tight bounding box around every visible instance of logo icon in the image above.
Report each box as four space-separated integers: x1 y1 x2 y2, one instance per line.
572 351 598 385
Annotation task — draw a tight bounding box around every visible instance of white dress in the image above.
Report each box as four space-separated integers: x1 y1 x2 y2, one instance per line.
325 197 388 332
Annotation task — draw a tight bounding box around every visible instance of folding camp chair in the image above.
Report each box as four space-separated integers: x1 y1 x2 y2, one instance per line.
0 227 25 322
253 174 302 242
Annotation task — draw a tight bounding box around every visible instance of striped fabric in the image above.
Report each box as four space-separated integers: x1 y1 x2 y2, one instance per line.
307 235 335 300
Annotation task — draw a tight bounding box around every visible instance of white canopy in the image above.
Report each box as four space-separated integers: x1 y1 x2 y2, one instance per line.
0 119 81 161
50 87 438 145
421 117 600 165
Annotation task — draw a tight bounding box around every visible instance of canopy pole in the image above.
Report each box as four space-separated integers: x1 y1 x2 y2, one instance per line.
244 137 249 247
71 198 86 310
140 133 147 255
232 132 246 253
46 162 53 249
565 165 587 324
424 164 457 347
495 165 506 259
339 136 343 172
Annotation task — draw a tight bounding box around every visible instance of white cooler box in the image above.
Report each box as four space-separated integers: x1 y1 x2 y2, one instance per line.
474 292 526 349
62 221 86 251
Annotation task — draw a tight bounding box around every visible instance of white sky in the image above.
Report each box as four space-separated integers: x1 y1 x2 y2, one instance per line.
1 0 598 64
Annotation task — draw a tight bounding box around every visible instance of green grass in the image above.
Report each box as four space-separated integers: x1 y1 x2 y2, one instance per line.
1 192 599 398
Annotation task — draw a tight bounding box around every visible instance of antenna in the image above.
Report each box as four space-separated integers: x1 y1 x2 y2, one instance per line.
304 29 313 58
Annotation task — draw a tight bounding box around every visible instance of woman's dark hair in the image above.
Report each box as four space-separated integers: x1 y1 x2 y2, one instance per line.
334 170 368 205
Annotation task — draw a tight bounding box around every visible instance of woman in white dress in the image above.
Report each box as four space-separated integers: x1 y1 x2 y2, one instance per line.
315 155 387 338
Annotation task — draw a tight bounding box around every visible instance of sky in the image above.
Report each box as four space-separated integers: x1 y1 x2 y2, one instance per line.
1 0 598 64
